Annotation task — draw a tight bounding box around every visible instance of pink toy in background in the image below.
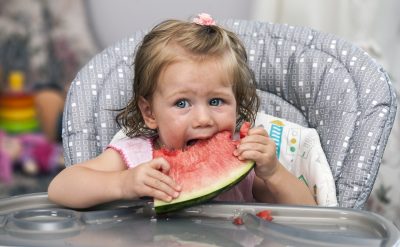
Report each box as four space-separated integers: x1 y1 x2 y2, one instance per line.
0 147 12 183
0 130 63 184
0 131 19 183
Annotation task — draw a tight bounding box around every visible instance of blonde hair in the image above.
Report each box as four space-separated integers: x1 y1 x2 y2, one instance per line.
116 19 259 137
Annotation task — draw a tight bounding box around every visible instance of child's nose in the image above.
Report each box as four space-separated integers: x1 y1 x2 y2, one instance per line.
192 106 213 128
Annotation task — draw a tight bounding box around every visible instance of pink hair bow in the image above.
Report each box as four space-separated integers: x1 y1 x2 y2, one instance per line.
193 13 216 26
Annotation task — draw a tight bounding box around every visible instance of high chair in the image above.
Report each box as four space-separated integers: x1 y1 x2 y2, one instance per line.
62 19 397 209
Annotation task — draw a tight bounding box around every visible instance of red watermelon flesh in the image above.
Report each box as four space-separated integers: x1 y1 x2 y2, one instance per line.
153 130 254 214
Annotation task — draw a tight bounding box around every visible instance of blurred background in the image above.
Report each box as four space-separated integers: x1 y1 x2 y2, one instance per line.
0 0 399 224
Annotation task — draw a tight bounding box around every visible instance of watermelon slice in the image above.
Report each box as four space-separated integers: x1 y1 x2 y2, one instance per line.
153 130 254 214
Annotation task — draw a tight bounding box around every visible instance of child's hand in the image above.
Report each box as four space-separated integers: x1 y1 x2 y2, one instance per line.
234 126 278 181
120 157 181 202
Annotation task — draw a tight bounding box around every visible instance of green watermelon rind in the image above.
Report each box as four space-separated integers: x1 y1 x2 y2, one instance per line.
154 161 254 214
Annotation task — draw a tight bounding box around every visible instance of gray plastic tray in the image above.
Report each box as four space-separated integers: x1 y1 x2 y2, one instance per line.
0 193 399 246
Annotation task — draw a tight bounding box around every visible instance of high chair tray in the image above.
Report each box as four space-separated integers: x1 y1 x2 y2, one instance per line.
0 193 399 246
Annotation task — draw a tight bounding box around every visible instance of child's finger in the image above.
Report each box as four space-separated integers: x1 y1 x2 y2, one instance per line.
236 142 270 155
145 176 180 199
149 157 171 174
143 186 173 202
147 168 181 192
247 126 268 136
234 137 277 160
143 158 181 192
239 135 270 145
236 150 263 162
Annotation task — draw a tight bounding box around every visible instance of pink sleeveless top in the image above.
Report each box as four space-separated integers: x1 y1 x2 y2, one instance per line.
107 137 255 202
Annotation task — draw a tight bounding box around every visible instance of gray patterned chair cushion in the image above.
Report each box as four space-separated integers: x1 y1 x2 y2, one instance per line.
62 19 397 209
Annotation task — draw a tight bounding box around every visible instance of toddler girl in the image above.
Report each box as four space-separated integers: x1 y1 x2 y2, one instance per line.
48 14 316 208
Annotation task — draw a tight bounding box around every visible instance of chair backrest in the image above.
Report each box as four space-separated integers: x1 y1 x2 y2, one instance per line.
62 19 397 209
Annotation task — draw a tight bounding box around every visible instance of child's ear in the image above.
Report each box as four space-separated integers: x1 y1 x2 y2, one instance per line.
138 96 158 129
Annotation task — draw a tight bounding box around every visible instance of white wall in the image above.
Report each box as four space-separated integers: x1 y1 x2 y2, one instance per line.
250 0 400 84
87 0 399 84
86 0 254 48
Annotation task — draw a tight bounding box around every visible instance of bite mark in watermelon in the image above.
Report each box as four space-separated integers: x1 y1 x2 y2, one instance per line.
153 129 254 214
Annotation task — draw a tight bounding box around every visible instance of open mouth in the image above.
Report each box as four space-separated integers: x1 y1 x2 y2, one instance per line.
185 134 215 149
186 139 198 147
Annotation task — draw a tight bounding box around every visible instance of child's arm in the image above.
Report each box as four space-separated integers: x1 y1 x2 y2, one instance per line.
48 149 181 208
252 163 316 205
234 126 316 205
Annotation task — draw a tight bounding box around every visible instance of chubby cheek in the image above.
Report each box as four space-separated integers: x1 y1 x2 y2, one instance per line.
218 107 237 132
157 118 187 149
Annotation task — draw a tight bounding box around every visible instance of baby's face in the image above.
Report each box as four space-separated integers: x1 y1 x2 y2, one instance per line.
145 57 237 150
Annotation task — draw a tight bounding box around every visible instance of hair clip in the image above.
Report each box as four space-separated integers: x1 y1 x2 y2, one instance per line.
192 13 216 26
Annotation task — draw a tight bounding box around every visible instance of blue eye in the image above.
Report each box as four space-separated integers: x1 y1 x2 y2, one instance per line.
175 99 190 108
209 98 223 106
